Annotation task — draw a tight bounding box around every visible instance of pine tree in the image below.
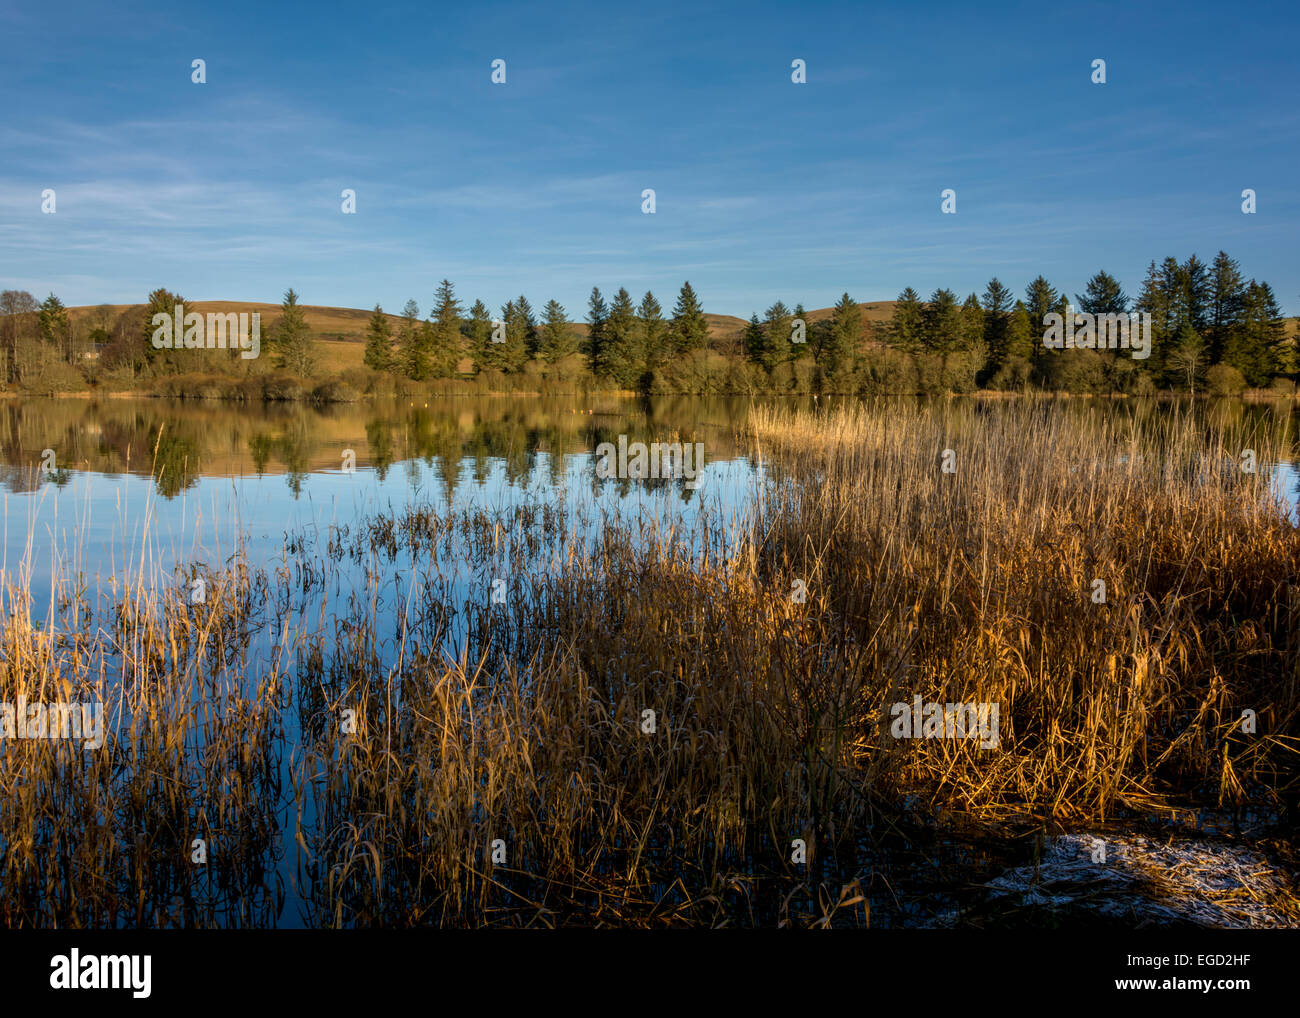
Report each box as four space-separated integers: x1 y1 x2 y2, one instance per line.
1006 301 1034 362
669 281 709 353
467 299 495 373
540 299 575 364
37 293 70 352
1255 281 1292 375
823 293 861 379
1024 276 1059 325
429 279 462 378
1075 270 1129 315
500 299 529 373
759 300 792 370
981 277 1015 369
1024 276 1058 371
790 303 812 358
363 304 393 372
1207 251 1245 363
923 288 961 354
1225 280 1288 385
1180 254 1212 333
140 288 185 369
515 295 538 358
959 294 985 352
1135 261 1174 373
887 287 924 352
743 313 764 366
272 288 316 379
639 291 666 373
1161 256 1189 335
586 287 608 375
398 299 426 379
603 288 639 385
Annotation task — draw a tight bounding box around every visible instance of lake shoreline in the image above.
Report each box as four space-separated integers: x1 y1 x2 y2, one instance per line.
2 387 1297 403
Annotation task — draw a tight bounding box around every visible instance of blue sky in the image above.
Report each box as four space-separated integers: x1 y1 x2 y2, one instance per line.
1 0 1296 318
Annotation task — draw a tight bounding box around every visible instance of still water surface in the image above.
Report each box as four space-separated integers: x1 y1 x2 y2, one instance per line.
4 395 1295 603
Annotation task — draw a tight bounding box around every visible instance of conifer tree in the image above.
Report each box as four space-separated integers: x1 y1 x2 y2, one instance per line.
398 299 427 379
37 293 70 352
1207 251 1245 363
1135 261 1174 373
1225 280 1288 385
1160 256 1189 334
363 304 393 372
887 287 924 352
823 293 861 379
467 299 495 373
1075 270 1129 315
759 300 792 370
586 287 608 375
603 288 639 385
272 288 316 379
515 295 538 358
923 288 961 354
425 279 462 378
790 303 812 358
1006 301 1034 362
540 299 575 364
1180 254 1212 333
981 277 1015 369
639 291 666 372
500 299 529 372
1024 276 1058 372
743 313 764 366
959 294 985 352
140 287 186 369
1024 276 1059 326
669 281 709 353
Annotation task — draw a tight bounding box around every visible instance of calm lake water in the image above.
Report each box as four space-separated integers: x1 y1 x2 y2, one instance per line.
1 395 765 612
2 395 1297 612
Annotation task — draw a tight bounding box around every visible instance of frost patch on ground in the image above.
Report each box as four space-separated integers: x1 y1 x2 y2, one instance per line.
978 833 1300 928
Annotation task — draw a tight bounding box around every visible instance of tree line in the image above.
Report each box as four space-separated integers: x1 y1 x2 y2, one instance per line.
361 280 711 388
1 250 1292 396
871 252 1291 394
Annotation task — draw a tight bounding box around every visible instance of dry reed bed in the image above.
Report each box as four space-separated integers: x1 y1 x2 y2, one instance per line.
0 565 286 927
748 400 1299 822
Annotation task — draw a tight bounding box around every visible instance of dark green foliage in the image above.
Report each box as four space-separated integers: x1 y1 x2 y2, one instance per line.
428 279 462 379
541 299 575 365
586 287 608 376
669 282 710 354
922 288 961 355
981 277 1015 371
886 287 923 352
363 304 393 372
602 288 639 386
639 291 667 374
271 288 316 379
822 293 861 380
